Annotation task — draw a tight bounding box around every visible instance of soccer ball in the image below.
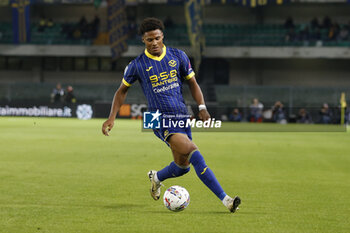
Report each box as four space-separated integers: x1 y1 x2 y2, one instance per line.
163 185 190 212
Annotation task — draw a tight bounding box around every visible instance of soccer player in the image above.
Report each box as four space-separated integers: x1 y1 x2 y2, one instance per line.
102 17 241 213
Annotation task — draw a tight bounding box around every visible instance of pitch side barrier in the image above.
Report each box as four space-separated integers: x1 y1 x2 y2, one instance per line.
0 102 94 120
0 102 347 132
0 101 147 120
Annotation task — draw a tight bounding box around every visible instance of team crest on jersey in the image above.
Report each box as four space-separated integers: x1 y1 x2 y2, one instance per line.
168 60 177 67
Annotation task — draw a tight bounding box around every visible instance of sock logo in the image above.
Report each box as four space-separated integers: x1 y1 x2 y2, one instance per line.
200 167 208 175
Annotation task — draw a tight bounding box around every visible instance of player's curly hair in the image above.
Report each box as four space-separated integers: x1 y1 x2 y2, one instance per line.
138 17 164 35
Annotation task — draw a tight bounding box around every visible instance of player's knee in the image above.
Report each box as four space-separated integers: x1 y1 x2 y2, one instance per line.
169 134 197 155
188 144 198 154
183 143 197 157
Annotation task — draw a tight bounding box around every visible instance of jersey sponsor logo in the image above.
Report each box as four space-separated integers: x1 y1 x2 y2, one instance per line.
149 69 178 88
143 110 161 129
146 66 153 71
168 60 177 67
153 82 179 93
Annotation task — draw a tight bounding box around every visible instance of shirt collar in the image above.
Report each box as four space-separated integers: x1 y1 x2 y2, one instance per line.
144 45 166 61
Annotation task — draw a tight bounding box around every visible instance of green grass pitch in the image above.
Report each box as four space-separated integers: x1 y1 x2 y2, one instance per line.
0 117 349 233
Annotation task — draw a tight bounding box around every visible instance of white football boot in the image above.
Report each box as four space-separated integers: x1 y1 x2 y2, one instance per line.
227 196 241 213
147 170 162 200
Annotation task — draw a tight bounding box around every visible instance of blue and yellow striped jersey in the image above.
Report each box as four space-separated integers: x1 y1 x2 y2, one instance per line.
123 45 195 116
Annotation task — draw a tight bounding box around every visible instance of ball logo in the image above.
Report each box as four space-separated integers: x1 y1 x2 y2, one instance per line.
76 104 93 120
168 187 182 199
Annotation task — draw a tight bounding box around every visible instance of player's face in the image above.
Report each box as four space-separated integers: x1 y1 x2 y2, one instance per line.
142 29 164 57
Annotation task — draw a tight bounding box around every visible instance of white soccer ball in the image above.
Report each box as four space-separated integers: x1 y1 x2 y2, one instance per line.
163 185 190 212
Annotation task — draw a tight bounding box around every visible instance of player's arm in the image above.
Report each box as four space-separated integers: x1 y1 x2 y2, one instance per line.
102 83 129 136
187 76 210 121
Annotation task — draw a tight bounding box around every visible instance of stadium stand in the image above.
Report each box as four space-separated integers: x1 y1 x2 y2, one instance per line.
0 1 349 123
1 22 350 46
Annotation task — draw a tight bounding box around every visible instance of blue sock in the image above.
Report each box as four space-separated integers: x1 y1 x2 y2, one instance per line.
157 161 190 182
189 150 227 200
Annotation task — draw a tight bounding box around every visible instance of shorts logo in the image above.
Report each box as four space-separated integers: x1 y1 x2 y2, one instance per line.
168 60 177 67
164 130 169 137
143 110 162 129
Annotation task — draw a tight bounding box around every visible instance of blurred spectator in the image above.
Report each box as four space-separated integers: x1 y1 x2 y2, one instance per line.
90 15 100 39
311 27 321 41
310 17 320 30
249 98 263 122
299 25 310 42
73 29 82 40
347 21 350 31
328 22 340 41
79 16 88 30
61 21 74 40
285 28 296 42
322 16 332 30
229 108 242 122
338 25 349 41
272 101 287 124
65 15 100 40
297 108 312 124
318 103 333 124
78 16 88 39
47 18 54 28
64 85 77 104
51 83 64 103
38 16 47 32
262 109 273 122
284 16 295 30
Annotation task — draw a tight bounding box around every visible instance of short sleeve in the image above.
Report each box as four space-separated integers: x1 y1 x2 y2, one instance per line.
179 50 195 81
122 61 138 87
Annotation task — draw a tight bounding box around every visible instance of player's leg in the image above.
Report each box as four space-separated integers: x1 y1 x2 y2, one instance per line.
149 128 191 200
148 132 241 212
168 134 227 198
168 133 241 212
148 133 194 200
155 133 194 182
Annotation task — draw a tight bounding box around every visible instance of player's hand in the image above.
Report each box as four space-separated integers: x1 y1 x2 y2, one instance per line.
102 119 115 136
198 109 210 121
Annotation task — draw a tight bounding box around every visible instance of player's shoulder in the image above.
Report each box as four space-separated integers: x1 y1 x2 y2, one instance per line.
167 47 188 59
167 47 185 55
130 54 144 65
125 54 144 70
